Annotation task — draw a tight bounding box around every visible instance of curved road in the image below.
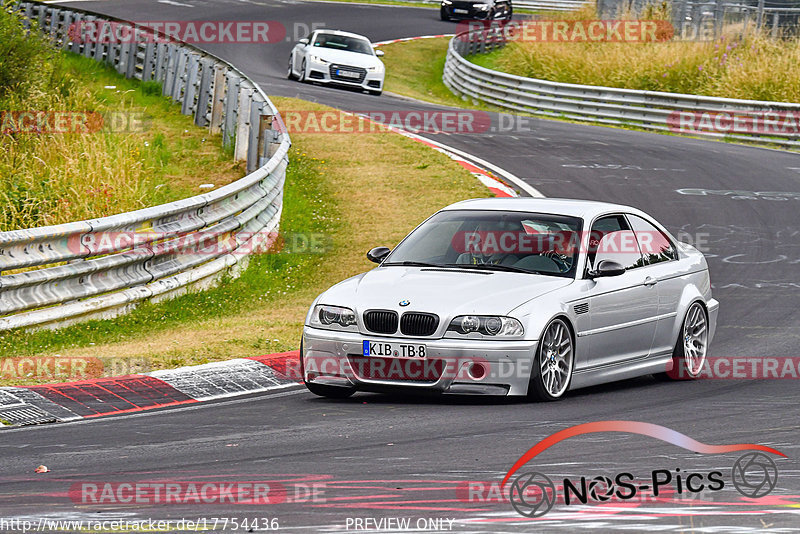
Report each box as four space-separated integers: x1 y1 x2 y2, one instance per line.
2 1 798 531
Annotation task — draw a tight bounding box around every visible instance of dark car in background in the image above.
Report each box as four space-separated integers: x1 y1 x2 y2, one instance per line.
440 0 513 21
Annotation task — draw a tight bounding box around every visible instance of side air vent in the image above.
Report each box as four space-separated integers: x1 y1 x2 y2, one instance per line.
574 302 590 315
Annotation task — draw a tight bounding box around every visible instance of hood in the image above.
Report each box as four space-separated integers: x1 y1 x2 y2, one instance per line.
311 46 382 69
318 266 573 319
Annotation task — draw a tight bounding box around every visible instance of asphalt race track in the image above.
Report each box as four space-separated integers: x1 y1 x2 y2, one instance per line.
2 1 799 531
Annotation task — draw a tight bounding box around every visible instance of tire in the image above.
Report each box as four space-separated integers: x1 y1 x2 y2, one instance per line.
440 7 449 21
505 7 513 21
527 318 574 401
661 302 709 380
298 58 307 83
287 55 296 80
300 341 356 399
369 89 383 96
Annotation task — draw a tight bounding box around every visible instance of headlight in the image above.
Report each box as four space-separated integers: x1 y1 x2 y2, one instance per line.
368 65 383 72
473 3 491 9
442 0 453 4
309 305 358 331
446 316 524 337
309 54 328 64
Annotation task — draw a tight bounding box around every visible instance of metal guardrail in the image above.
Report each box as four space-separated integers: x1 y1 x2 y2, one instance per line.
0 1 291 331
513 0 588 11
443 25 800 148
402 0 588 12
598 0 800 40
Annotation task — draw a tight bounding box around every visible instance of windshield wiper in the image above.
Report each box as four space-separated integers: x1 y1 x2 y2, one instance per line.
442 263 543 275
381 261 443 268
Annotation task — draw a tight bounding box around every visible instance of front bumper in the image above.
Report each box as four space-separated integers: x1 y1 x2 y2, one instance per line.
305 59 384 91
442 4 492 20
302 326 537 396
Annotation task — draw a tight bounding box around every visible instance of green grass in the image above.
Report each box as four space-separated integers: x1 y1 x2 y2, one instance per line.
382 37 499 110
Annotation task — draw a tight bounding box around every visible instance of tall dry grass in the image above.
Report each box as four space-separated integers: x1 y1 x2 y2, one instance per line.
1 6 241 232
481 6 800 102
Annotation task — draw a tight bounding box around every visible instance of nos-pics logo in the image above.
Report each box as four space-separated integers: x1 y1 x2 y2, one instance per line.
502 421 784 518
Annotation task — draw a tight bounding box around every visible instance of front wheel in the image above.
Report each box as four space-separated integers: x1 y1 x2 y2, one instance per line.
662 302 709 380
298 58 307 83
528 318 574 401
369 89 383 96
440 7 449 20
287 55 296 80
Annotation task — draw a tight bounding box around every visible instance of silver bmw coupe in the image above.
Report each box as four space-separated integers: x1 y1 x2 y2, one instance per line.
301 198 719 401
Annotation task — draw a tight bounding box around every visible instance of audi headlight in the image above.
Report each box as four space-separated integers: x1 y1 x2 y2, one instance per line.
309 54 328 64
473 3 491 9
368 64 383 72
446 316 524 338
310 305 358 331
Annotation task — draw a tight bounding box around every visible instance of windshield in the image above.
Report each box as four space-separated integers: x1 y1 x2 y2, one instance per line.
313 33 374 55
384 210 583 278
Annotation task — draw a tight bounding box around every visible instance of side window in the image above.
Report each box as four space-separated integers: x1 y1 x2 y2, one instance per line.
587 215 643 271
627 215 678 265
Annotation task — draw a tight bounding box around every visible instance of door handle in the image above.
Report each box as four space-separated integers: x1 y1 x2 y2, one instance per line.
644 277 658 287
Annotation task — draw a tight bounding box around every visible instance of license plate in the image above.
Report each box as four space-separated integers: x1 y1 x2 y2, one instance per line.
337 69 360 79
454 8 469 13
363 341 427 358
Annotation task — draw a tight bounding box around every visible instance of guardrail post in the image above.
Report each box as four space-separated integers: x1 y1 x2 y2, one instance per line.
209 66 227 134
48 8 58 41
126 38 140 79
234 84 253 162
37 3 47 30
222 73 240 148
257 114 280 164
181 53 200 116
771 12 779 38
756 0 765 30
70 13 83 54
171 49 189 102
23 3 33 30
154 42 169 83
142 41 156 81
194 58 214 127
713 0 724 39
82 16 96 58
93 24 106 63
163 44 178 97
247 100 265 173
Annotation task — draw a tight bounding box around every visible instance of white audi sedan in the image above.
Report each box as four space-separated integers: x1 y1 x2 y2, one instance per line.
288 30 385 95
301 198 719 401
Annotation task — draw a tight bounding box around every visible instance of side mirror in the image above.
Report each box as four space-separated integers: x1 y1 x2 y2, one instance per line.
367 246 391 264
299 38 309 45
588 260 626 279
375 49 385 57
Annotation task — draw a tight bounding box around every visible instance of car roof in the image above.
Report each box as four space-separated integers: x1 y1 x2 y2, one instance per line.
440 197 647 221
314 29 371 41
